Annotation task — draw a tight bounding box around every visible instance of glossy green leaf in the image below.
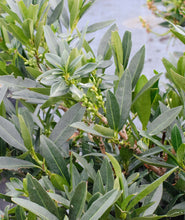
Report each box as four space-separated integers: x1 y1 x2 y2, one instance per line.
0 157 37 170
115 69 132 130
128 45 145 89
81 189 120 220
15 206 26 220
106 90 120 131
133 75 151 129
40 135 70 184
171 124 182 152
171 26 185 44
69 181 87 220
69 0 80 29
93 124 114 137
147 106 182 136
50 103 85 147
35 20 44 49
126 167 178 211
26 67 42 79
0 116 27 151
27 174 58 217
122 31 132 69
177 55 185 76
12 198 59 220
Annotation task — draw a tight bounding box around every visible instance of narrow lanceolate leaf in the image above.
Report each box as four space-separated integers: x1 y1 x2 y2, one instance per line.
48 0 64 25
48 193 70 208
169 69 185 92
111 31 123 77
0 116 27 152
128 46 145 89
0 157 37 170
87 20 114 33
106 153 124 191
44 26 59 55
81 189 121 220
132 75 151 130
15 206 26 220
18 114 33 151
132 73 162 105
50 103 85 147
27 174 58 217
171 124 182 152
126 167 178 211
147 106 182 136
115 69 132 130
106 90 120 131
122 31 132 69
73 152 96 181
69 182 87 220
40 135 70 184
0 85 8 105
12 198 59 220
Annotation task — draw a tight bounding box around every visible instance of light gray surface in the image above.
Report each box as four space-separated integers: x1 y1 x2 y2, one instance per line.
79 0 184 85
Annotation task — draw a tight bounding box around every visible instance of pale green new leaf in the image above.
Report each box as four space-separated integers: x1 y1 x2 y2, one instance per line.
12 198 59 220
170 69 185 91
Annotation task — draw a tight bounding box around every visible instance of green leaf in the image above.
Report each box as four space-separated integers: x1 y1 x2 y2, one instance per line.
135 155 176 168
106 153 124 191
26 67 42 79
106 90 120 131
133 75 151 129
72 63 97 79
127 167 178 211
93 124 114 137
122 31 132 69
169 69 185 92
177 55 185 76
147 106 182 136
0 116 27 152
69 182 87 220
72 152 96 181
50 103 85 147
18 114 33 151
81 189 121 220
35 21 44 49
97 24 117 59
0 157 37 170
27 174 58 217
48 192 70 208
171 25 185 44
12 198 59 220
0 85 8 105
115 69 132 130
132 73 162 105
71 122 112 138
40 135 70 184
128 45 145 89
162 58 177 76
22 19 33 39
44 25 59 55
87 20 114 33
48 0 64 25
171 124 182 152
69 0 80 29
176 144 185 167
111 31 123 77
93 171 105 195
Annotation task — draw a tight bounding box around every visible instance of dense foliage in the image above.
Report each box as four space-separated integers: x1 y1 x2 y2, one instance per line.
0 0 185 219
